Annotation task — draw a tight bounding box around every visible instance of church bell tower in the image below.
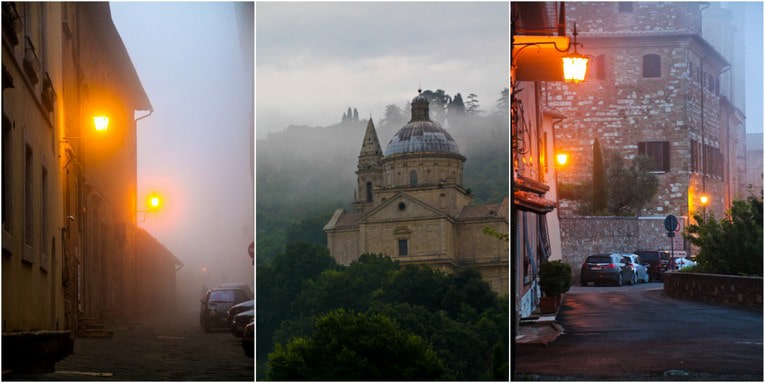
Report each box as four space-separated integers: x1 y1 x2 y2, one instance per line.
354 118 383 211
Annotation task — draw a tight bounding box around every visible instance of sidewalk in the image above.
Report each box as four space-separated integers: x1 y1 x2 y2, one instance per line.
515 295 565 345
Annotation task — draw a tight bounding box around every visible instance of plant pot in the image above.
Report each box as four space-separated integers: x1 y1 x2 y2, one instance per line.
539 295 560 314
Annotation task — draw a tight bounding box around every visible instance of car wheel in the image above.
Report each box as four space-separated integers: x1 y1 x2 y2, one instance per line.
581 280 588 287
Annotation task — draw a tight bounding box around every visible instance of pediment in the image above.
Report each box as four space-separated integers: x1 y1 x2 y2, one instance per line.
359 192 449 223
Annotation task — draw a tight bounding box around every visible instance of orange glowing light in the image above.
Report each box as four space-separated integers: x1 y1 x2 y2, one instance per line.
148 192 161 211
94 116 109 132
556 153 569 166
562 54 589 83
700 195 709 205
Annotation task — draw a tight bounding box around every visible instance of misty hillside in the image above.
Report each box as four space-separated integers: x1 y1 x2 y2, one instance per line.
256 98 509 265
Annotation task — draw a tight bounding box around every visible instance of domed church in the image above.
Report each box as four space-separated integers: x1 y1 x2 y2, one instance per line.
324 90 508 293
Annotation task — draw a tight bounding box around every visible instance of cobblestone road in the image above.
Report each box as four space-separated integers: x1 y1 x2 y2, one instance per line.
4 311 254 381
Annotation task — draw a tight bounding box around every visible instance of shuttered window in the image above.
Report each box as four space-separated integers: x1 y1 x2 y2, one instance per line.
642 54 661 78
638 141 670 172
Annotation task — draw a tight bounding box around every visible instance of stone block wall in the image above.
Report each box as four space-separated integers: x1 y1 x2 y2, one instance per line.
664 272 763 311
560 216 686 281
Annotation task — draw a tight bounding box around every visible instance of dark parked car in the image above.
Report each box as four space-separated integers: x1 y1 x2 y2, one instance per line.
580 253 634 286
231 309 254 337
200 285 252 332
634 250 670 280
242 321 253 358
227 299 254 334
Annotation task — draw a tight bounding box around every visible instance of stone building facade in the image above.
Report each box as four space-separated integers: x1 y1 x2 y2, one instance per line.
325 91 508 294
546 2 746 224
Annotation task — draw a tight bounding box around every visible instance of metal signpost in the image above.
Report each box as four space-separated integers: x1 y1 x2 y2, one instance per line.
664 215 679 271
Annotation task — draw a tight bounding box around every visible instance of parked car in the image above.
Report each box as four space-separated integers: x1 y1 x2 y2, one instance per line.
231 309 254 337
634 250 670 281
242 321 253 358
622 254 650 284
227 299 254 333
580 253 635 286
200 284 253 333
670 256 697 271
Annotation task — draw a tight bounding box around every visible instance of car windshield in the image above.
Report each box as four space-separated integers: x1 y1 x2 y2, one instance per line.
635 252 658 261
587 256 612 264
209 290 236 302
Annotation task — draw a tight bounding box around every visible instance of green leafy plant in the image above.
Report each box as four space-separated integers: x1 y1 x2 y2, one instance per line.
684 196 763 276
539 260 572 297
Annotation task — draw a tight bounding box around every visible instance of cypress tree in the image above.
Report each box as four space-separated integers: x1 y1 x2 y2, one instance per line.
592 138 607 214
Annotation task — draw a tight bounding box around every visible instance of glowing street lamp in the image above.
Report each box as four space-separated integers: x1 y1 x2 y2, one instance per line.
562 23 589 83
556 153 569 167
93 115 109 132
700 195 709 206
148 191 161 211
138 190 163 222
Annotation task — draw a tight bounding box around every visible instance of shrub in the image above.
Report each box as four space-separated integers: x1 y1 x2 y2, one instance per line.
539 260 572 296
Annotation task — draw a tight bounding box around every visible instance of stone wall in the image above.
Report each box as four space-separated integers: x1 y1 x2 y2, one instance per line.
664 272 763 311
560 216 686 281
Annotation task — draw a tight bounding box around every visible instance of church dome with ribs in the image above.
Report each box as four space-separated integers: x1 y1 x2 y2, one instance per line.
384 90 461 156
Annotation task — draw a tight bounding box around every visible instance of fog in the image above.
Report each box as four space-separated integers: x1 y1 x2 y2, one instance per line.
256 2 509 139
111 3 254 313
704 2 763 133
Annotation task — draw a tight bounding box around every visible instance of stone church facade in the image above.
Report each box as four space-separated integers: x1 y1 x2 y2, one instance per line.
324 91 508 294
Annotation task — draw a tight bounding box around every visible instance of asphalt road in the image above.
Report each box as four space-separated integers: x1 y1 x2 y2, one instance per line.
513 282 763 381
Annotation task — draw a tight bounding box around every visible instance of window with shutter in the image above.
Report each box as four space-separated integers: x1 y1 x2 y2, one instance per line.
643 54 661 78
638 141 670 172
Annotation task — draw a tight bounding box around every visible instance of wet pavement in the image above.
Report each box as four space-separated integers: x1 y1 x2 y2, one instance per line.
3 311 254 381
513 283 763 381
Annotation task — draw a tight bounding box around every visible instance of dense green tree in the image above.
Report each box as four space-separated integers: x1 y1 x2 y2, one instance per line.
285 206 338 247
592 138 607 214
605 152 659 216
267 309 451 380
256 242 339 374
296 253 399 315
684 196 763 276
368 302 488 380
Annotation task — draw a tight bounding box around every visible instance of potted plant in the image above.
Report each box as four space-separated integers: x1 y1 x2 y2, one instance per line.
539 260 572 314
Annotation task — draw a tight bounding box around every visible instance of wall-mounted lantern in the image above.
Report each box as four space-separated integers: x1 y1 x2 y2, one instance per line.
562 23 588 83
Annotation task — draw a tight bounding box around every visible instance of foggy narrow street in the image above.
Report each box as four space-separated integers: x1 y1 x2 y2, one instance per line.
4 311 253 381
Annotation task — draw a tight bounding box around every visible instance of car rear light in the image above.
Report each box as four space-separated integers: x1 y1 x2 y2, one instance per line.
604 264 616 269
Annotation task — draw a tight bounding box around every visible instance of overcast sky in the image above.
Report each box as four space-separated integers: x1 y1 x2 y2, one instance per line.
111 2 254 299
256 2 510 138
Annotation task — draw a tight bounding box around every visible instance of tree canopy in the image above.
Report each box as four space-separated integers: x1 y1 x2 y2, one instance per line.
684 196 763 276
258 250 508 380
267 309 451 381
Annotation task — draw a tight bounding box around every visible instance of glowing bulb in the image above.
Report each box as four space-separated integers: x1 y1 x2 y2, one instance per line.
94 116 109 132
556 153 569 166
700 195 709 205
562 54 589 83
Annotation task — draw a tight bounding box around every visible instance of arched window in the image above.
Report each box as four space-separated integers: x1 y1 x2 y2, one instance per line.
366 181 373 202
642 54 661 78
409 170 417 186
